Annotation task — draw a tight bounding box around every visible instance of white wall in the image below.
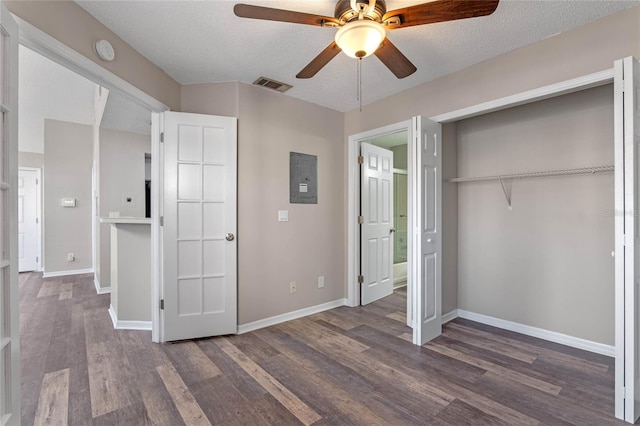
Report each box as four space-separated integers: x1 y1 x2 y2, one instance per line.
98 128 150 288
456 85 614 345
44 119 93 274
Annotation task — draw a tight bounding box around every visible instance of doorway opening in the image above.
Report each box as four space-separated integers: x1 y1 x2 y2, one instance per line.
359 130 411 326
347 120 413 323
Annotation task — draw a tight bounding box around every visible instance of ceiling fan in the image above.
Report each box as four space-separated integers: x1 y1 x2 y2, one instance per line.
234 0 500 79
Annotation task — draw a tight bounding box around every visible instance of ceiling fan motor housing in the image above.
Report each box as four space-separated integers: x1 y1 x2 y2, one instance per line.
335 0 386 22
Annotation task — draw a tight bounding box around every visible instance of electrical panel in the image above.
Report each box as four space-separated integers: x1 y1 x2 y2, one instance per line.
290 152 318 204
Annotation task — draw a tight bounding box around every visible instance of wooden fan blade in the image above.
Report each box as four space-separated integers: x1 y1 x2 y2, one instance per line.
383 0 499 29
296 42 342 79
374 38 417 79
234 4 339 27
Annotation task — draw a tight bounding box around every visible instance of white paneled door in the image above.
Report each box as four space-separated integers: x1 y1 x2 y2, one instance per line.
0 0 19 423
615 56 640 423
412 116 442 346
360 142 394 305
162 112 237 341
18 169 38 272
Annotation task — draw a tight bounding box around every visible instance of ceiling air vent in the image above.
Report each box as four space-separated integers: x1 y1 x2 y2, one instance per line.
253 77 292 93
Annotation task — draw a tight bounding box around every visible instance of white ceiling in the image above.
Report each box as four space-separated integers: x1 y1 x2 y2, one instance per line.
101 91 152 136
75 0 639 112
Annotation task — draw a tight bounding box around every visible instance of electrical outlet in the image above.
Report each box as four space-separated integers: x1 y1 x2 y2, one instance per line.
67 253 75 262
318 276 325 288
289 281 297 293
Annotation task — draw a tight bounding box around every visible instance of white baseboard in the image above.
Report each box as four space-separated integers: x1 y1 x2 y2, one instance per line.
441 309 459 324
43 268 94 278
108 305 152 331
93 277 111 295
454 309 614 358
238 298 348 334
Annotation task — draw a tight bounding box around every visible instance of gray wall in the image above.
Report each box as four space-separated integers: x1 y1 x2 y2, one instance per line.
237 83 345 324
44 119 93 273
456 85 614 345
18 151 44 168
98 128 150 288
181 82 345 325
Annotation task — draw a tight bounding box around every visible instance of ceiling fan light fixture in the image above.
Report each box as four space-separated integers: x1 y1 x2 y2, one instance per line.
335 20 385 59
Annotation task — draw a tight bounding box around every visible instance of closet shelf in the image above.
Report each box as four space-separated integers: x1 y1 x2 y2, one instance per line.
448 165 614 183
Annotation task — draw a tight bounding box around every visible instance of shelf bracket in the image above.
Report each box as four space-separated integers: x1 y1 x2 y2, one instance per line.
499 177 513 210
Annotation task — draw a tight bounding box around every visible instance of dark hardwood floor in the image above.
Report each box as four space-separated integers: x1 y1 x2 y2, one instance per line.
20 272 624 425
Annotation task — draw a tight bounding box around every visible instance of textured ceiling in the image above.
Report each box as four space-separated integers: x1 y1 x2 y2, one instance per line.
76 0 640 112
101 91 152 136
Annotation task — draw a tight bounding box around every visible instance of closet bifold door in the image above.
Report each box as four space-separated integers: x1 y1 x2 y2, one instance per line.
615 56 640 424
412 116 442 346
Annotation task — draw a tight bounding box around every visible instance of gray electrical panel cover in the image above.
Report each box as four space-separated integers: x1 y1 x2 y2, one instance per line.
290 152 317 204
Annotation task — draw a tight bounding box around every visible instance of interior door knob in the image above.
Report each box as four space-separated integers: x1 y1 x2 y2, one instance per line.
226 233 235 241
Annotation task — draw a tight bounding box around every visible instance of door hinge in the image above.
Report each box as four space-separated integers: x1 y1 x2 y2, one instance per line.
160 299 164 310
358 215 364 224
35 179 39 185
35 217 38 224
160 132 164 143
358 275 364 284
160 216 164 226
357 155 364 164
36 256 39 263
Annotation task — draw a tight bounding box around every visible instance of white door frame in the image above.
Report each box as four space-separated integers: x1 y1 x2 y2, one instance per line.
347 120 412 308
13 15 169 344
18 167 42 271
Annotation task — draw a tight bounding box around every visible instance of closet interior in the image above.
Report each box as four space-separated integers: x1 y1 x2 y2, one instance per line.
442 84 615 348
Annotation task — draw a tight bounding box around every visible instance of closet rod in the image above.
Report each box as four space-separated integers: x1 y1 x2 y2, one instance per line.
448 165 614 183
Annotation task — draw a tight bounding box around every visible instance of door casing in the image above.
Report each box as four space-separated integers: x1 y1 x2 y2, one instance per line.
347 120 413 316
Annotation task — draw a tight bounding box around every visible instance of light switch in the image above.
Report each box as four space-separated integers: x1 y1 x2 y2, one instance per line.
61 198 76 207
278 210 289 222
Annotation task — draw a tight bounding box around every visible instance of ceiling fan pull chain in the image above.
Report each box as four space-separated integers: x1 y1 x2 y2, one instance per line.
358 57 363 112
